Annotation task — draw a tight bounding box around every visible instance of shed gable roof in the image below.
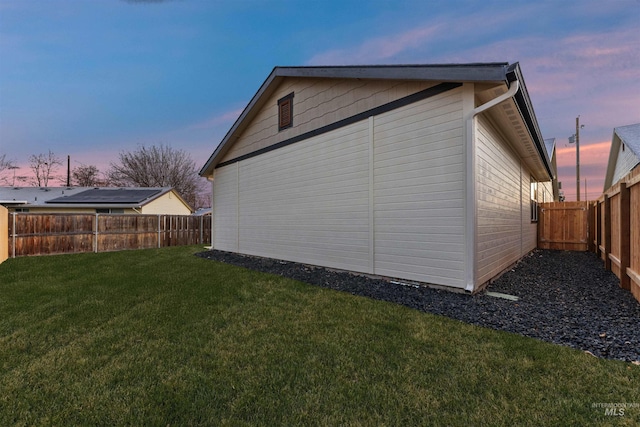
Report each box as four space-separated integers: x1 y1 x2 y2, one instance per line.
199 63 551 180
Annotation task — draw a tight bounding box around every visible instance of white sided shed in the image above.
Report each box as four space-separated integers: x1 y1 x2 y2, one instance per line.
200 63 554 292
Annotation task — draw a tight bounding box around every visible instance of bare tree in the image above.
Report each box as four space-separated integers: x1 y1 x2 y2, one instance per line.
0 154 16 185
107 144 200 208
72 164 101 187
29 150 62 187
0 153 11 172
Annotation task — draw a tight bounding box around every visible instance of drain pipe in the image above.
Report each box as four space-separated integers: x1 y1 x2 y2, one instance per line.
464 80 520 292
472 80 520 117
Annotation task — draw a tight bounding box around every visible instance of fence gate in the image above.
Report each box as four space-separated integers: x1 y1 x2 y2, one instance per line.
538 201 591 251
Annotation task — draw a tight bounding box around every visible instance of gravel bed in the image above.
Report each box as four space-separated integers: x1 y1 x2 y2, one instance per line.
195 249 640 363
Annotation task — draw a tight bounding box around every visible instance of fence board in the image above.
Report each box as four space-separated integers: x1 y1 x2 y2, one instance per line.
7 213 211 257
597 166 640 303
628 169 640 301
538 201 589 251
610 190 622 279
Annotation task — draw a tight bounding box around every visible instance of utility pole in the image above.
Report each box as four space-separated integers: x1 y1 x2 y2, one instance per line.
576 116 581 201
67 155 71 187
569 116 584 201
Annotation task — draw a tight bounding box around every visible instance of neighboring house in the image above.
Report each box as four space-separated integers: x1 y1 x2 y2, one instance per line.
603 123 640 190
192 207 212 216
200 63 554 292
0 187 192 215
544 138 560 201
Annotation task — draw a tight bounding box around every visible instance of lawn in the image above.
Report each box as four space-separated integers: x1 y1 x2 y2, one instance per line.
0 246 638 426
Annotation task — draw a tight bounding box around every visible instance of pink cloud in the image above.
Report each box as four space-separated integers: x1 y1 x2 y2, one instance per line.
556 140 611 200
187 108 244 131
307 24 443 65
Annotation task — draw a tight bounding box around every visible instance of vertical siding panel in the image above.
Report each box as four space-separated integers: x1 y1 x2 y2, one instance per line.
212 164 239 251
373 88 466 288
236 121 371 272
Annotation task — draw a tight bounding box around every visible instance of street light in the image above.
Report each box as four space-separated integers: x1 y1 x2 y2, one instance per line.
568 116 585 201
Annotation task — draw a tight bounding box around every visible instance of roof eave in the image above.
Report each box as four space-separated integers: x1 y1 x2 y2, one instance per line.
506 63 553 180
200 63 553 181
199 63 513 178
274 63 510 82
199 67 283 177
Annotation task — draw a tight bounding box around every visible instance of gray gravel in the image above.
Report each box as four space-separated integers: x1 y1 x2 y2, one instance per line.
195 249 640 363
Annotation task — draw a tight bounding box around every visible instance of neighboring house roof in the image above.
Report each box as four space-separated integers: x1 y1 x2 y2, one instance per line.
47 188 164 205
616 123 640 157
0 187 191 211
192 207 212 216
199 63 552 181
544 138 556 160
0 186 88 206
603 123 640 190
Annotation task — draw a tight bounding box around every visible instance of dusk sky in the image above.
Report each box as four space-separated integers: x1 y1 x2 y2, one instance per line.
1 0 639 201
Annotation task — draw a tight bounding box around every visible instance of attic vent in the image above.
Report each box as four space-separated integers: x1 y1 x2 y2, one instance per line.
278 92 294 131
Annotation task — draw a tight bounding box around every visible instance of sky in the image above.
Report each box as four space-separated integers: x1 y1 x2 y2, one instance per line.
0 0 639 201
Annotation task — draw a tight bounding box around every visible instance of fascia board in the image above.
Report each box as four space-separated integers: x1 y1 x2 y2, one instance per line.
506 63 553 180
199 68 282 177
275 63 510 82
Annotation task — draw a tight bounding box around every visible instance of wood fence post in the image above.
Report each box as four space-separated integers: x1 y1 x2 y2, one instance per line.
594 200 601 257
0 207 8 263
12 212 16 258
620 182 631 290
588 201 595 253
157 214 161 248
604 194 612 271
94 214 99 253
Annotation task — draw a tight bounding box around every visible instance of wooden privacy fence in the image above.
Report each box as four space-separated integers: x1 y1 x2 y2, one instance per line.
7 213 211 258
592 166 640 303
538 201 591 251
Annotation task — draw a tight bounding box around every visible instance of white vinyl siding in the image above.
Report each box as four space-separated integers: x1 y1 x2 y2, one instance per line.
212 164 239 252
612 143 640 186
237 121 371 272
373 88 466 287
476 115 531 285
222 78 438 163
213 88 467 288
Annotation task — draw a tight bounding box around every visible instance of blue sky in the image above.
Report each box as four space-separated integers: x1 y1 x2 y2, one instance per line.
1 0 639 200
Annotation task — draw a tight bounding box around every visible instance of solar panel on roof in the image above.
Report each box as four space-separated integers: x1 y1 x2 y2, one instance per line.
46 188 162 204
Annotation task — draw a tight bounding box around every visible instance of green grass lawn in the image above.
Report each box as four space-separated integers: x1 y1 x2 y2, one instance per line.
0 246 638 426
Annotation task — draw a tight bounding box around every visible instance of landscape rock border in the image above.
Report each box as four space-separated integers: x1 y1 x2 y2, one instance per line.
196 249 640 363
